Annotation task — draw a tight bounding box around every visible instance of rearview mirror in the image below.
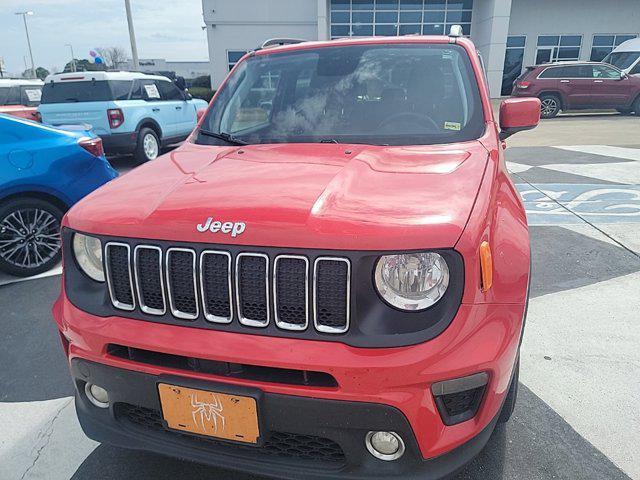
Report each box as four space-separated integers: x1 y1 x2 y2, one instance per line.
499 97 541 141
196 108 207 121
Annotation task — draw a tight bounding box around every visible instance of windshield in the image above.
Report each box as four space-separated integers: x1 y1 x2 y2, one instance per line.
198 43 485 146
604 51 640 70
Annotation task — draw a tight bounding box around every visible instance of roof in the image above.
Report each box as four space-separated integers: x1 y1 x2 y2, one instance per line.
612 37 640 52
43 71 171 83
0 79 44 87
532 61 609 68
253 35 464 57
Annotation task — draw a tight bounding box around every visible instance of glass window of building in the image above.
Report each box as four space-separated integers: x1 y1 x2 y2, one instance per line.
330 0 473 39
227 51 247 71
590 34 638 62
535 35 582 64
501 35 526 96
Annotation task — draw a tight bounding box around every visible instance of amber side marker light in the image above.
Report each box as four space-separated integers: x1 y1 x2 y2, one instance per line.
480 241 493 292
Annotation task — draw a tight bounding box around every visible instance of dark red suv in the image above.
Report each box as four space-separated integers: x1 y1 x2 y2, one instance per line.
511 61 640 118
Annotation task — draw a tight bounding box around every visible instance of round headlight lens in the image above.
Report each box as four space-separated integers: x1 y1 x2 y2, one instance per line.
72 233 104 282
374 252 449 311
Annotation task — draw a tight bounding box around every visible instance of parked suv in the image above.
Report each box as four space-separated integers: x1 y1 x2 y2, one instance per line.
38 72 208 163
0 79 42 121
511 61 640 117
53 34 540 479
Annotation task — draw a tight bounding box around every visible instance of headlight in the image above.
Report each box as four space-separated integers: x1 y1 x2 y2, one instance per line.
72 233 104 282
374 252 449 311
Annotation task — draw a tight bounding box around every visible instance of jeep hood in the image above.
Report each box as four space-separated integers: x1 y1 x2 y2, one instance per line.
66 141 490 250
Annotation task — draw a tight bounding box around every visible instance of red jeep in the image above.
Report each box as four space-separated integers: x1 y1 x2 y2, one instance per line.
511 61 640 118
53 34 539 479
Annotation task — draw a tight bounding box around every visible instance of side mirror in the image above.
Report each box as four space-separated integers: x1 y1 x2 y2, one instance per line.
196 108 207 121
499 97 541 141
620 72 629 80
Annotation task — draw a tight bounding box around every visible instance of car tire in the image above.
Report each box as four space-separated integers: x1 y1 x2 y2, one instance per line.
0 197 64 277
633 97 640 116
539 94 561 118
134 127 160 164
498 357 519 424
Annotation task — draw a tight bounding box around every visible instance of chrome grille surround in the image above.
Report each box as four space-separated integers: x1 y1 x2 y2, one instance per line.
273 254 309 331
199 250 233 324
105 242 135 311
133 245 166 315
165 247 199 320
235 252 270 328
313 257 351 334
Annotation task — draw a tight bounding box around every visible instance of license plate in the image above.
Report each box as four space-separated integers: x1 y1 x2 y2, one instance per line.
158 383 260 444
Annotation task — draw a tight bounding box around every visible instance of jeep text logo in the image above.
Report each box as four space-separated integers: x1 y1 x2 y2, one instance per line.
196 217 246 237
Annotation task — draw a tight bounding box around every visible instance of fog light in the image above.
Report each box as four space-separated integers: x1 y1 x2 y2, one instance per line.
85 383 109 408
365 431 405 461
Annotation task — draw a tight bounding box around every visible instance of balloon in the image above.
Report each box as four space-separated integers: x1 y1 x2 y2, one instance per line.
94 57 103 64
89 50 97 57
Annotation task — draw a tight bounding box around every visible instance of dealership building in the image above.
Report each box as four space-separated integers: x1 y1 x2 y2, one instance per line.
202 0 640 97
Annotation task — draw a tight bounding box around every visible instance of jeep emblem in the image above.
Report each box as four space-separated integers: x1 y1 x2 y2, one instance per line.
197 217 246 237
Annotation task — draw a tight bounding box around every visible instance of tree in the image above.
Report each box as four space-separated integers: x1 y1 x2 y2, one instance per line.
96 47 129 70
21 66 49 79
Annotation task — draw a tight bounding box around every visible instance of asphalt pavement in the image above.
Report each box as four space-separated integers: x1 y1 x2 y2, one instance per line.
1 116 639 480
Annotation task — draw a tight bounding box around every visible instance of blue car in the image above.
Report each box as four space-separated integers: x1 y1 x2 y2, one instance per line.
38 71 209 164
0 114 117 276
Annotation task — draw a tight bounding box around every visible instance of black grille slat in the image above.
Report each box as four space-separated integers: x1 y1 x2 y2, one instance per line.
107 244 134 309
314 259 349 333
115 403 346 465
167 249 197 319
135 247 164 314
275 256 308 329
237 254 268 326
201 252 232 322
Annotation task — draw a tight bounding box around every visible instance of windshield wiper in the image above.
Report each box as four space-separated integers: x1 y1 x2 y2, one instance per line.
198 129 248 146
319 138 339 144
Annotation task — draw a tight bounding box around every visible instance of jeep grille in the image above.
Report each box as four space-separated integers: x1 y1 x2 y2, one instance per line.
105 243 350 334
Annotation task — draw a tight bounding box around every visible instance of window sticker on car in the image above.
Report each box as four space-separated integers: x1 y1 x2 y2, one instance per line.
444 122 461 131
144 84 160 99
442 50 453 60
24 89 41 102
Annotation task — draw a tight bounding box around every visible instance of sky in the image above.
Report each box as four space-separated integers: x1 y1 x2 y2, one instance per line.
0 0 209 76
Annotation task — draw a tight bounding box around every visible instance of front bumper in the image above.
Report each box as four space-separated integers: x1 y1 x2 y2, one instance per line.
54 295 524 477
71 358 501 479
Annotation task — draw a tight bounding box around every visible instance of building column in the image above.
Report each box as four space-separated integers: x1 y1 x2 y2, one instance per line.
472 0 512 98
317 0 329 40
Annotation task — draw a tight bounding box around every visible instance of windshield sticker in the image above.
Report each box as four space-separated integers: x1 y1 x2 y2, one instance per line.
24 89 42 102
444 121 461 131
144 84 160 99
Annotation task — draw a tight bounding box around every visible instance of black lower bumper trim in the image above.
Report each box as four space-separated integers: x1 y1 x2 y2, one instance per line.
71 359 500 479
99 132 135 154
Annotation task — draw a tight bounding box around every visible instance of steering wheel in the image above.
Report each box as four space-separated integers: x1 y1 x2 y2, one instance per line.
377 112 440 133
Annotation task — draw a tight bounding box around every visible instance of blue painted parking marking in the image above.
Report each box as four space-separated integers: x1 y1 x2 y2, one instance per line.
516 184 640 225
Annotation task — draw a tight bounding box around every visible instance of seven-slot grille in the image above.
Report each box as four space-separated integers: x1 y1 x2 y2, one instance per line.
104 244 350 334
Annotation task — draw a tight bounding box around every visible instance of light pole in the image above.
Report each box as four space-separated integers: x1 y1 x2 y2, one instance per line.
15 11 36 79
124 0 139 70
65 44 76 72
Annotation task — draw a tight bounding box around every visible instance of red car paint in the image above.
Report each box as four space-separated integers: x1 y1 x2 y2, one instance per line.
0 104 40 121
53 36 537 475
511 61 640 117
